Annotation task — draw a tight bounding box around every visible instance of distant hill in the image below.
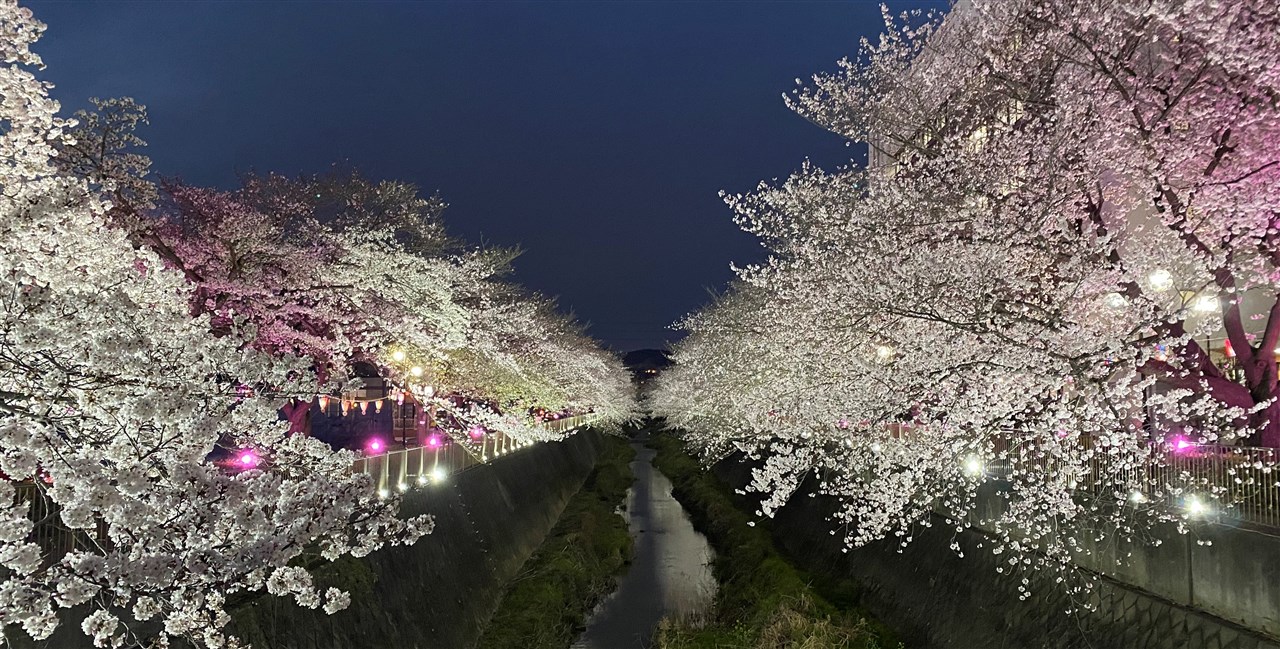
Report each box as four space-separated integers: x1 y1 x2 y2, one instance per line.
623 349 673 380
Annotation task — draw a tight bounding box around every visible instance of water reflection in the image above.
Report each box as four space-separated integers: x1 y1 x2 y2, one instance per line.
571 442 717 649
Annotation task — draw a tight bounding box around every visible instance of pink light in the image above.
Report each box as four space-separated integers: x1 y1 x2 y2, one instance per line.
1170 436 1196 454
238 451 259 468
836 418 850 430
368 439 384 453
427 434 443 448
468 425 486 439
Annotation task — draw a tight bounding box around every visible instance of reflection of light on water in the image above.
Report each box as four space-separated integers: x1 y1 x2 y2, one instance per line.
572 446 718 649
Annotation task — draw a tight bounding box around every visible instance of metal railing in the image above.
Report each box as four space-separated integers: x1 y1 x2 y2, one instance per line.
986 433 1280 529
11 414 600 562
352 413 600 495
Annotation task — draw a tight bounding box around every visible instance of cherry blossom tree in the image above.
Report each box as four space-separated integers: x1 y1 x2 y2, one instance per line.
0 4 432 647
60 103 634 440
653 0 1280 587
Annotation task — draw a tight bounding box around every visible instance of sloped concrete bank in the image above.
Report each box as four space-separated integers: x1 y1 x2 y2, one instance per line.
228 430 606 649
713 458 1280 649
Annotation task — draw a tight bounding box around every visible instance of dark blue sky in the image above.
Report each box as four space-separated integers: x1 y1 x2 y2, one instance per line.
29 0 939 351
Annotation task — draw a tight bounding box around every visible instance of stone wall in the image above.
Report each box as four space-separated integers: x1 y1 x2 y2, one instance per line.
714 459 1280 649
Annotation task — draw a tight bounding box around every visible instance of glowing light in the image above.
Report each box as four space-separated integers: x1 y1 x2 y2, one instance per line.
238 451 258 468
870 442 883 453
432 467 448 483
963 456 984 477
391 350 406 362
469 425 486 440
1186 496 1207 516
1149 269 1173 291
1194 295 1218 312
410 366 424 377
1130 490 1147 504
398 482 408 492
368 439 384 453
417 475 428 485
875 345 894 361
1170 436 1195 454
317 395 330 410
427 434 443 448
1104 292 1128 308
377 488 389 499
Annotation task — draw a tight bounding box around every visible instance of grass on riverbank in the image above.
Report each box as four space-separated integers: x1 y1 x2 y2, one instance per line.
648 431 901 649
476 434 636 649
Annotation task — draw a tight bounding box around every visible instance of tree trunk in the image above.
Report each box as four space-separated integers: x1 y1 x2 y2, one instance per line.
281 399 312 436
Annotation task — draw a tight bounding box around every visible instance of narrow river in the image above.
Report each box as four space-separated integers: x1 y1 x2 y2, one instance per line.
570 440 717 649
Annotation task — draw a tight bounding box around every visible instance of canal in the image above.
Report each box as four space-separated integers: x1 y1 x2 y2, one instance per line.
570 439 717 649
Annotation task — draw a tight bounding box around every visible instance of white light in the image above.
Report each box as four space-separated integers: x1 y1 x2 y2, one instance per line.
432 467 447 483
377 488 389 499
1194 295 1218 312
1104 292 1128 308
1130 490 1146 504
875 345 894 361
1149 269 1174 291
397 482 408 492
410 366 424 377
963 456 984 477
1186 496 1207 516
391 350 406 362
870 442 883 453
417 475 428 485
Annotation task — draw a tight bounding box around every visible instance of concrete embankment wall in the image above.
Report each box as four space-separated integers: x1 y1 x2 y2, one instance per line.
4 431 604 649
230 430 606 649
713 459 1280 649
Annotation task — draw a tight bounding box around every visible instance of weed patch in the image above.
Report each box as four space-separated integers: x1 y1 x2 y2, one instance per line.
648 431 900 649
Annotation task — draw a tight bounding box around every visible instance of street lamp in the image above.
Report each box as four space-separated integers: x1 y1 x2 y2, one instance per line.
1149 269 1174 292
1194 295 1218 312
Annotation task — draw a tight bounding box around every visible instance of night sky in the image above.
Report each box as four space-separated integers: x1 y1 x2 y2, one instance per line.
29 1 940 352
